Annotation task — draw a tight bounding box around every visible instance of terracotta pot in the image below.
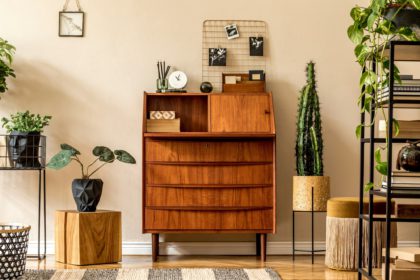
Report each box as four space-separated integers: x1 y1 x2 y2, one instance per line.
293 176 330 211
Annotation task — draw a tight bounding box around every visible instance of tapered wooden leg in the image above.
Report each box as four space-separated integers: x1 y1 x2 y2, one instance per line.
256 233 261 256
260 233 267 261
152 233 159 262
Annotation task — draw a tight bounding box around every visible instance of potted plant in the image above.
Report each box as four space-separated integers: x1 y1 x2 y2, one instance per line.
293 61 330 211
348 0 419 190
47 144 136 212
1 111 51 168
0 37 16 96
385 1 420 37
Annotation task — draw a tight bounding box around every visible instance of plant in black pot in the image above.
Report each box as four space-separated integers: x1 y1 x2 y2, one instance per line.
47 144 136 212
1 111 51 168
0 37 16 96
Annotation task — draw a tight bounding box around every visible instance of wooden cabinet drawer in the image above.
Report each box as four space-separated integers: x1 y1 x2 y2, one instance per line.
144 209 273 231
146 186 273 208
145 140 273 162
146 164 272 185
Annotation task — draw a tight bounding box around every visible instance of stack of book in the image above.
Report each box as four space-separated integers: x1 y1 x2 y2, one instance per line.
378 119 420 138
381 171 420 193
382 248 420 279
377 75 420 100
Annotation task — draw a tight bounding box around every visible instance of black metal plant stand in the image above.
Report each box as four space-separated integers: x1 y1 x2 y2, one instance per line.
357 41 420 280
0 134 47 260
292 188 326 264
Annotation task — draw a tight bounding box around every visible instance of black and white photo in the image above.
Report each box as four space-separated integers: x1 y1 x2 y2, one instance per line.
59 12 84 37
224 24 239 40
250 37 264 56
209 48 227 66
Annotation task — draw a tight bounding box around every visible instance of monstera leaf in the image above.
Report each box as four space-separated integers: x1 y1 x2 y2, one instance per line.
47 150 73 169
92 146 115 163
60 143 80 156
114 150 136 164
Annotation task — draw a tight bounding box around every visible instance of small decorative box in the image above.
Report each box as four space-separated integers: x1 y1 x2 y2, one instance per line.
149 111 175 120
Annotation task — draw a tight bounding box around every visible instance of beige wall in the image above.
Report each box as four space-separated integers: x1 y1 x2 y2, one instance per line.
1 0 417 245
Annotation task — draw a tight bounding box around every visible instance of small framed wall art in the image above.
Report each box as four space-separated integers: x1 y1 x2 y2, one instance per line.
209 48 227 66
224 24 239 40
59 0 85 37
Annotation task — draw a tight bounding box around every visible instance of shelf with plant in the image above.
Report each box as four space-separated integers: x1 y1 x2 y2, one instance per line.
348 0 420 191
0 37 16 96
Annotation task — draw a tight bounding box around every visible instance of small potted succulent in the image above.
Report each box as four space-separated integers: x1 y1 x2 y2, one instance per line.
47 144 136 212
1 111 51 168
0 37 16 96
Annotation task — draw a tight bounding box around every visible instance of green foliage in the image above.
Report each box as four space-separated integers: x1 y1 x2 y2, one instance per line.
296 61 324 176
1 111 51 133
349 0 420 191
47 144 136 179
0 38 16 95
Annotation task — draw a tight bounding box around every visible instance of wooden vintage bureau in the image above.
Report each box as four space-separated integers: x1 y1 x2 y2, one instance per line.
142 92 276 261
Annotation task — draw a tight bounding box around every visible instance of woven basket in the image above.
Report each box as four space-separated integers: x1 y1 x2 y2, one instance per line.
0 224 31 279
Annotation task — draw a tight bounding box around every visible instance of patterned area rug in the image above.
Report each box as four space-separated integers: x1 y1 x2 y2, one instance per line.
22 268 281 280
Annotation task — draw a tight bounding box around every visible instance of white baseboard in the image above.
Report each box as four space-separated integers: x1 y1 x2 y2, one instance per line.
27 240 419 256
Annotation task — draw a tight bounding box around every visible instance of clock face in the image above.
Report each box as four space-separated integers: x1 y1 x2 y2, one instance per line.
168 71 188 89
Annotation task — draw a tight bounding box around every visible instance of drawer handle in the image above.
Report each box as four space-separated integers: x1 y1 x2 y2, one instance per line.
264 110 270 114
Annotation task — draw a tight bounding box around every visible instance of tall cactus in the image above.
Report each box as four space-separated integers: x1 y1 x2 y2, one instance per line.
296 61 324 176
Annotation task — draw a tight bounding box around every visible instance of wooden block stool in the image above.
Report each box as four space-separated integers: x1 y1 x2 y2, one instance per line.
55 210 122 265
325 197 397 271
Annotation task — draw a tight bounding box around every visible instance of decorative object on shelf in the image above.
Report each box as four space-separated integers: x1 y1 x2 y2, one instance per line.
385 3 420 38
222 73 265 93
55 210 121 265
0 224 31 279
146 118 180 132
250 37 264 56
209 48 227 66
200 81 213 93
293 62 330 212
249 70 265 81
149 111 175 120
224 24 239 40
47 144 136 212
156 60 170 92
397 141 420 172
325 197 397 270
0 37 16 95
59 0 84 37
1 111 51 168
348 1 420 191
168 70 188 90
202 20 267 92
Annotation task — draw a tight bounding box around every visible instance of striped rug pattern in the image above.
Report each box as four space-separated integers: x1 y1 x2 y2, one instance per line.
22 268 281 280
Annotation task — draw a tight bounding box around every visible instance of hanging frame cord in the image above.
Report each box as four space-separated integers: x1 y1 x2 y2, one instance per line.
63 0 82 11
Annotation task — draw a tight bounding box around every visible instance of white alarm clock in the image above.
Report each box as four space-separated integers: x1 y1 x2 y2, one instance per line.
168 71 188 89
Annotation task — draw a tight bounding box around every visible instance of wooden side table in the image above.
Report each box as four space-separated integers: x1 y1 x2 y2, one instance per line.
55 210 121 265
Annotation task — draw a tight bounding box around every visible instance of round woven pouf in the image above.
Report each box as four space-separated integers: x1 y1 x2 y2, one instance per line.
0 224 31 279
325 197 397 271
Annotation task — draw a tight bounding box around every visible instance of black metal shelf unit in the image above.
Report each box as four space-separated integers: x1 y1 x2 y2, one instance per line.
357 41 420 280
0 134 47 260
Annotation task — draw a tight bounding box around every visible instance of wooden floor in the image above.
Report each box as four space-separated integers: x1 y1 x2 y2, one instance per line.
26 255 381 279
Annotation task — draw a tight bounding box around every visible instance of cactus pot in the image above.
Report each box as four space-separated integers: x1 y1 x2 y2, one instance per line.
72 179 103 212
293 176 330 211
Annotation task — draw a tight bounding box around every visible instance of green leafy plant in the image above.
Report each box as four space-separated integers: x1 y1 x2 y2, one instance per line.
1 111 52 133
47 144 136 179
348 0 420 191
296 61 324 176
0 38 16 94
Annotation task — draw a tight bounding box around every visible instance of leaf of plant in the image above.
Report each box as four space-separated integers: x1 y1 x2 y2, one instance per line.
348 24 364 44
393 118 400 137
375 162 388 176
47 150 73 169
360 71 377 87
375 148 382 163
114 150 136 164
364 182 374 192
60 143 81 156
367 11 378 29
364 94 373 113
409 0 420 9
93 146 115 162
356 124 363 139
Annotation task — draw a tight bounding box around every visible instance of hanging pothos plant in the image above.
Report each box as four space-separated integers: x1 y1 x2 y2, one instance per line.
348 0 420 191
